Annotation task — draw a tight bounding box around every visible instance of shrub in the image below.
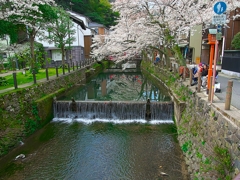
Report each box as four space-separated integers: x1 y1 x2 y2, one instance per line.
231 32 240 50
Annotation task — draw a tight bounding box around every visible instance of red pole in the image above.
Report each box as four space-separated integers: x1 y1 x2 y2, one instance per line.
207 44 215 93
211 40 218 103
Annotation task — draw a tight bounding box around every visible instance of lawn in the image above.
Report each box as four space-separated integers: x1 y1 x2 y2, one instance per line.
0 68 67 91
0 61 109 91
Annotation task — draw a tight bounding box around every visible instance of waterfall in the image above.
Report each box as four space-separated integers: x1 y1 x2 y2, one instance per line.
53 101 173 123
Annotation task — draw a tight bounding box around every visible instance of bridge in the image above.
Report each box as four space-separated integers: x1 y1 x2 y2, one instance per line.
105 58 142 72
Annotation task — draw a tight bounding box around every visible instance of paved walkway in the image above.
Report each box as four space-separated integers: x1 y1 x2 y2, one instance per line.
186 72 240 123
215 73 240 110
0 70 60 94
0 70 22 77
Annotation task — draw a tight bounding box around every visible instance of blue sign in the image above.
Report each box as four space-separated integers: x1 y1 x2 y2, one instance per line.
213 1 227 15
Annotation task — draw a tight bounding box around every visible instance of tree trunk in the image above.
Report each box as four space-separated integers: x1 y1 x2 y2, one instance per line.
30 31 35 70
61 46 65 67
163 48 170 69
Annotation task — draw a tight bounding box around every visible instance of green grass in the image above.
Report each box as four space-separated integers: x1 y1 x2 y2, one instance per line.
0 60 110 91
0 68 68 90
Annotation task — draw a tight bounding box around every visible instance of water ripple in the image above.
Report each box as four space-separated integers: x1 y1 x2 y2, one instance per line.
2 122 187 180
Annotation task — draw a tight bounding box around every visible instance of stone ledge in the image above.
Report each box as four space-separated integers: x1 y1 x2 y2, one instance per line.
182 79 240 128
212 103 240 128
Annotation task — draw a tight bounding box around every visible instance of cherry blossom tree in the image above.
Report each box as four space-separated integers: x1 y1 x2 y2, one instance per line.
0 0 57 72
91 0 240 66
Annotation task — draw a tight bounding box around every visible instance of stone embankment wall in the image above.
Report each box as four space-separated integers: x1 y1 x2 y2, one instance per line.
141 61 240 180
0 68 87 157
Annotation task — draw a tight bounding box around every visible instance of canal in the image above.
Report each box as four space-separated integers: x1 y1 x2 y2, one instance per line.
0 72 189 180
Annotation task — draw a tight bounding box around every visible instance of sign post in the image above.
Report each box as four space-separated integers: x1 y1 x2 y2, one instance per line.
213 1 227 15
209 1 227 103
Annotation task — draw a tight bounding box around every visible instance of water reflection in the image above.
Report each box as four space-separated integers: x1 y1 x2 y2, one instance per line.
59 72 170 101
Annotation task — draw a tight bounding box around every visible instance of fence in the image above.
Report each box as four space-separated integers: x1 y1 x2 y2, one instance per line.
0 58 95 90
222 50 240 73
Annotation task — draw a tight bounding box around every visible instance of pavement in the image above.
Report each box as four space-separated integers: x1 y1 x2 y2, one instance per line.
0 70 59 94
186 71 240 123
0 70 22 77
215 73 240 110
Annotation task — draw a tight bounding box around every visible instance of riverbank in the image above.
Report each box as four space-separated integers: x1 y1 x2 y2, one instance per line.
141 60 240 179
0 61 110 158
0 67 189 180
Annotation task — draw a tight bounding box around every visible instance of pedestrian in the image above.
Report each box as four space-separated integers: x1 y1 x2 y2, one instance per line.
191 62 203 86
154 54 160 65
201 63 209 89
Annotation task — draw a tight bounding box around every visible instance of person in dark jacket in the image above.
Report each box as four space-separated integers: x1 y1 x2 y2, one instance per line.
201 63 209 88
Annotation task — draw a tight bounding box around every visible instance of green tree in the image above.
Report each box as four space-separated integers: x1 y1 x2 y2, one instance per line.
55 0 119 27
4 3 57 72
41 7 75 69
231 32 240 50
0 20 23 44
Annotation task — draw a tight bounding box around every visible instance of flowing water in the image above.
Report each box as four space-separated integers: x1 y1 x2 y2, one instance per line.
53 101 173 121
0 72 189 180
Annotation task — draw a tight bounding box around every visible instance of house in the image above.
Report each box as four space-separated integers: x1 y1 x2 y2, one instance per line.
176 30 192 64
35 11 86 67
221 8 240 77
2 10 108 69
197 8 240 77
0 29 30 70
0 35 21 69
67 11 109 59
68 11 92 59
0 35 9 62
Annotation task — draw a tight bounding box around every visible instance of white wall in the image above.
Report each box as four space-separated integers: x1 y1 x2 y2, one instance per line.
68 11 92 36
36 21 85 48
73 23 85 47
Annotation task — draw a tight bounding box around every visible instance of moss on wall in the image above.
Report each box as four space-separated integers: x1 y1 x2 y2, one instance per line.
0 60 111 158
36 88 66 126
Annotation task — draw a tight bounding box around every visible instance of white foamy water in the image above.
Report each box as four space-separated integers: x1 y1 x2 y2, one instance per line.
52 118 174 125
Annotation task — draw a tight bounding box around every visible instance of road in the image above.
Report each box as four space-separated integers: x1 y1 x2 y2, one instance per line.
215 72 240 110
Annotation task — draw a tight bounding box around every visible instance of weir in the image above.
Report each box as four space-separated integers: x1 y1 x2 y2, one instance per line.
53 100 173 121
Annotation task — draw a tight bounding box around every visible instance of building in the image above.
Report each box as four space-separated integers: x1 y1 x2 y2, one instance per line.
221 7 240 77
68 11 109 59
68 11 93 59
0 35 9 62
35 11 86 67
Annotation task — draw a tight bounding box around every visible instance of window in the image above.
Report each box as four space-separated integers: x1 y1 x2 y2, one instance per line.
0 53 7 58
